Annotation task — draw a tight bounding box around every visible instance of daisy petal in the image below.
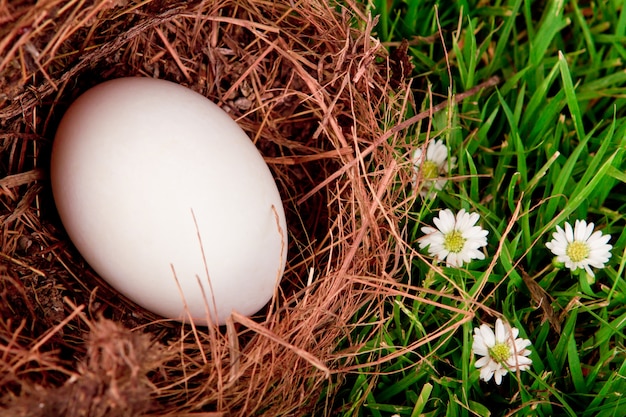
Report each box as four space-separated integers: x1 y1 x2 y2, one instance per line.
472 318 533 385
547 220 612 276
418 209 488 268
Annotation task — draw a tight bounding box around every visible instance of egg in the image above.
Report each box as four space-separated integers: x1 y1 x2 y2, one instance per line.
50 77 287 326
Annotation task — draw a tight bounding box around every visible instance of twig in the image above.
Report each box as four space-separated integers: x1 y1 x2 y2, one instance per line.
297 75 501 204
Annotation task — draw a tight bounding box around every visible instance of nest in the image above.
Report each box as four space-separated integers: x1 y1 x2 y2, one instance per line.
0 0 416 415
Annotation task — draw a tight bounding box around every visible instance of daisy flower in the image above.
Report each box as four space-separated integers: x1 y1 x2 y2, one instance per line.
412 139 457 198
472 318 532 385
418 209 488 267
545 219 612 277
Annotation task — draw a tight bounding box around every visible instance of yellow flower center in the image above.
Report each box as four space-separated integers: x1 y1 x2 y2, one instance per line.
421 160 440 180
443 230 466 253
566 241 589 263
490 342 511 363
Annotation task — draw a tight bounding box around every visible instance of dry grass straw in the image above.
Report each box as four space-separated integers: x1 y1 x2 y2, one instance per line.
0 0 421 415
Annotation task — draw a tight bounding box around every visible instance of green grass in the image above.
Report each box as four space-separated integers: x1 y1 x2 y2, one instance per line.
331 0 626 416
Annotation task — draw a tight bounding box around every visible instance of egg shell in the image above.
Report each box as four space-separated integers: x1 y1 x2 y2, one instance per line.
50 77 287 325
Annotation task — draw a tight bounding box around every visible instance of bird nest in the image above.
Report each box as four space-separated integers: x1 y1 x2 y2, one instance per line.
0 0 416 415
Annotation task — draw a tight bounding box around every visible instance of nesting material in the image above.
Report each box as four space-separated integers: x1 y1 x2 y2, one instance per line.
0 0 414 415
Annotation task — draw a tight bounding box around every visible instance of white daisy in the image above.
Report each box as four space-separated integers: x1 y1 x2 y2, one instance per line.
412 139 457 198
418 208 488 267
545 219 612 277
472 318 532 385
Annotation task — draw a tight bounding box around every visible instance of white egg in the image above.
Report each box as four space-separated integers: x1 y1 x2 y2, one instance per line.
50 77 287 326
